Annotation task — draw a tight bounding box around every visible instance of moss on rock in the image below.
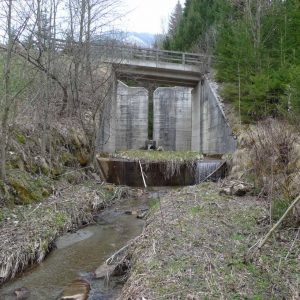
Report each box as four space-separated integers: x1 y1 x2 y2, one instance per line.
7 170 53 204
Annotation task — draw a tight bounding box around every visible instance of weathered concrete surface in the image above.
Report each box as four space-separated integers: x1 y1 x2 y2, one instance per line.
116 60 203 87
116 81 148 150
97 73 117 153
97 81 148 151
191 78 237 154
98 76 236 154
153 87 192 151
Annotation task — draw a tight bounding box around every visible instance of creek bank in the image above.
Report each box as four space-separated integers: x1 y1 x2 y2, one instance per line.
121 182 300 299
0 180 125 285
0 125 93 207
0 187 157 300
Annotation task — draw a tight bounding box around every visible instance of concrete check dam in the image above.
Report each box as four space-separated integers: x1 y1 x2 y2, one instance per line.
92 45 236 154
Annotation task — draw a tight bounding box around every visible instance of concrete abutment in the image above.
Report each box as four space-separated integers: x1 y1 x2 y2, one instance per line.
97 77 236 154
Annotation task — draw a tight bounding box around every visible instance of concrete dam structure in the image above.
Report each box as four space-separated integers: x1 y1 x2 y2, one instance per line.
97 46 237 154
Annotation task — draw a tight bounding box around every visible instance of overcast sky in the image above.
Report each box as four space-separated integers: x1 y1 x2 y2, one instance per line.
119 0 185 34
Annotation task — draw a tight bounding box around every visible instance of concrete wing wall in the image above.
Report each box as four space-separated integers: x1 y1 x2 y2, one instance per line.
116 81 148 150
191 78 237 154
153 87 192 151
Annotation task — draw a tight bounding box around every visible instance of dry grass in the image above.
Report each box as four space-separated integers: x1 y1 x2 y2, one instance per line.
121 183 300 299
107 150 204 180
110 151 203 163
0 181 124 285
231 119 300 223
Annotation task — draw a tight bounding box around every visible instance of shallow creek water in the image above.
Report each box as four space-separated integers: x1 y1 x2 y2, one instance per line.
0 189 165 300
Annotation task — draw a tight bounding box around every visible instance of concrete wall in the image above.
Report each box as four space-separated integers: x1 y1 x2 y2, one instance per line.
191 78 236 154
153 87 192 151
97 80 148 151
97 74 117 153
116 81 148 150
97 76 236 154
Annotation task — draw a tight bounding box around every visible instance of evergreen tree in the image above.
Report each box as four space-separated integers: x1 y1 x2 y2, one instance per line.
162 0 300 121
168 1 183 37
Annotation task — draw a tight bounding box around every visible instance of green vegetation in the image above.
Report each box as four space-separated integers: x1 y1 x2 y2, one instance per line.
7 170 52 204
164 0 300 122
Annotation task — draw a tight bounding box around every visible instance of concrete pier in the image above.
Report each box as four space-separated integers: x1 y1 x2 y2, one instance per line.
98 81 148 151
153 87 192 151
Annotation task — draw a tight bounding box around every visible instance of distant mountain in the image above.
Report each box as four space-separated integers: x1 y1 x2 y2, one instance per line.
125 32 156 48
94 31 156 48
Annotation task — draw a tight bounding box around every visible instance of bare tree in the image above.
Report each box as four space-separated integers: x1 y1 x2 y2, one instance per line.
0 0 31 180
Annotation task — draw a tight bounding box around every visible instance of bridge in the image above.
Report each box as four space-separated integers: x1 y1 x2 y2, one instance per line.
100 45 210 87
54 39 235 154
55 39 209 86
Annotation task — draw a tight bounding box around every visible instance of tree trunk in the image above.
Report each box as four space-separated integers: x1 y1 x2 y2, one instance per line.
0 0 13 181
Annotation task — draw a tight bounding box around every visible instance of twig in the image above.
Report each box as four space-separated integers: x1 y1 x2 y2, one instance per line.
26 203 42 218
199 161 226 184
250 194 300 253
139 160 147 188
106 235 140 265
285 227 300 260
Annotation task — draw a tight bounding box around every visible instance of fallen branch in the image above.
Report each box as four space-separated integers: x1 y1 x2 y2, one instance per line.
250 194 300 253
106 235 140 265
139 160 147 188
199 161 226 183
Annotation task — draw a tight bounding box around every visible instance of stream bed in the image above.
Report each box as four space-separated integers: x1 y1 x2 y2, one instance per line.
0 189 165 300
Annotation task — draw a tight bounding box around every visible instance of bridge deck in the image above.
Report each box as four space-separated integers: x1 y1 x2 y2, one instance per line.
101 46 209 87
55 39 209 86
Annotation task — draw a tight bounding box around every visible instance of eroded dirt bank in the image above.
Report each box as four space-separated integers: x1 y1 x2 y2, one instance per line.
121 183 300 299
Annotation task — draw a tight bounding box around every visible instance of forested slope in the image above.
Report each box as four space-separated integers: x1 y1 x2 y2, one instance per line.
164 0 300 122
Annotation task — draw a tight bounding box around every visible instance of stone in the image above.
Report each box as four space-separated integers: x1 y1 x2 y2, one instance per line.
137 211 148 219
14 287 30 299
220 180 253 196
60 278 90 300
232 183 251 196
95 263 115 279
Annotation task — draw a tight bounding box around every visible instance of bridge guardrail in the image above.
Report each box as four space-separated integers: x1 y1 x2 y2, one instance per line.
54 39 210 69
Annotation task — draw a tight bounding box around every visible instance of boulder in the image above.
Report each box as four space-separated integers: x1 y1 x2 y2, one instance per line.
14 287 30 299
95 263 115 279
60 278 90 300
220 180 253 196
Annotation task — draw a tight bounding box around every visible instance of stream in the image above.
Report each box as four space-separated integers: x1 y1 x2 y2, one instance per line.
0 188 165 300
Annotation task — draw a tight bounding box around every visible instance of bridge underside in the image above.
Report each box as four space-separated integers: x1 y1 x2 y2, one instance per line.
115 59 203 87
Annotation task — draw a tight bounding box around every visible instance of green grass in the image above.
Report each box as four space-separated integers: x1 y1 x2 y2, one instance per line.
108 150 203 162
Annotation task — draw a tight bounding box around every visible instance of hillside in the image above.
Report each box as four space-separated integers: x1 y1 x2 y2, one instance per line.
163 0 300 123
